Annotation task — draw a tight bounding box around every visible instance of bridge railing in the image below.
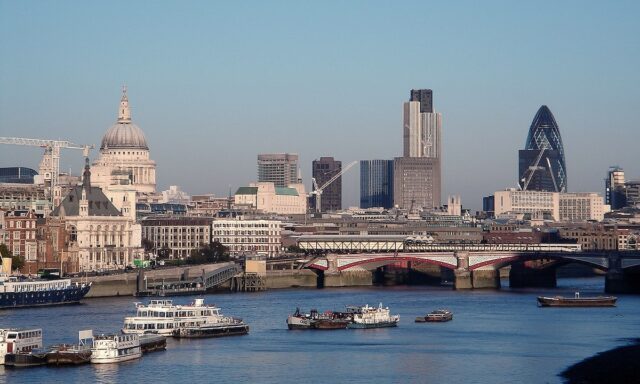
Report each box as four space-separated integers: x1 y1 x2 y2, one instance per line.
298 241 583 253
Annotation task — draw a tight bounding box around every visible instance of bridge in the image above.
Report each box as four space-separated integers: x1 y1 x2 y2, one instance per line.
296 236 640 293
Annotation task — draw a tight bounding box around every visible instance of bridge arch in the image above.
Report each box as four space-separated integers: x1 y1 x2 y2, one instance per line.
338 256 457 271
469 253 609 272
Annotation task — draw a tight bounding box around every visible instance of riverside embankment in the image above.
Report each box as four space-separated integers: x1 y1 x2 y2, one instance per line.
74 263 373 297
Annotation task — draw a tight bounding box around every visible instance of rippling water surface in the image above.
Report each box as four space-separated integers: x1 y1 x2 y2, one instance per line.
1 277 638 384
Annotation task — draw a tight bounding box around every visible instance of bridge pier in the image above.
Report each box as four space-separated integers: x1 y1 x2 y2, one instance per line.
605 254 640 294
509 261 556 288
454 252 472 289
472 269 501 289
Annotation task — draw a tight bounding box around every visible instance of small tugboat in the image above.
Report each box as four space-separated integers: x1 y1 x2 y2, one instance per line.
90 333 141 364
416 309 453 323
346 303 400 329
537 292 617 307
287 308 351 330
287 308 315 330
0 328 43 365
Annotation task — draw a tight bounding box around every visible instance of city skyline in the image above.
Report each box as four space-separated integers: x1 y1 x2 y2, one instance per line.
1 1 639 209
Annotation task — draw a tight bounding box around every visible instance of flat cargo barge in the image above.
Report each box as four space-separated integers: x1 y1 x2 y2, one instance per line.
537 293 617 307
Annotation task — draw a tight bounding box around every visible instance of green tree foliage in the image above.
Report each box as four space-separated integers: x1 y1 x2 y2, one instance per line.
1 244 24 271
187 241 230 265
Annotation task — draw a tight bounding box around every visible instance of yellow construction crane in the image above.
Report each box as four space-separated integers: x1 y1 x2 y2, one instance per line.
0 137 94 205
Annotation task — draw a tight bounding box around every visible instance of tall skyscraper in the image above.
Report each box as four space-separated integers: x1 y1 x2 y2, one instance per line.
312 157 342 212
518 106 567 192
395 89 442 210
605 166 627 209
360 160 394 209
257 153 299 188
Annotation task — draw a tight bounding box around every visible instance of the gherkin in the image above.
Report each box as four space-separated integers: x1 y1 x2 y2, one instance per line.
518 106 567 192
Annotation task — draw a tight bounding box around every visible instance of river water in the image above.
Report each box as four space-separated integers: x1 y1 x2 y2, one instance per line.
1 277 638 384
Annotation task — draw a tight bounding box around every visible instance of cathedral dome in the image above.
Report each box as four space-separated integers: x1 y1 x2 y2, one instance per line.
100 87 149 150
100 122 148 150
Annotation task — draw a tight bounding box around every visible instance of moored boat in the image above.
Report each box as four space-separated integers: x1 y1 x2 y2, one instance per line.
416 309 453 322
346 303 399 329
90 333 141 364
0 328 43 365
122 298 238 336
3 349 48 367
287 308 351 330
46 330 93 366
0 273 91 310
139 333 167 352
172 321 249 338
537 292 617 307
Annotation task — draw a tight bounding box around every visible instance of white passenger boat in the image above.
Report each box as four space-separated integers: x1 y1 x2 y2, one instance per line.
346 303 400 329
122 298 242 336
90 333 141 364
0 328 43 365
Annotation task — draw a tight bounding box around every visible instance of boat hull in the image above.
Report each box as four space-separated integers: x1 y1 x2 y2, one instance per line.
4 352 48 367
139 335 167 352
347 321 398 329
0 284 91 309
314 320 349 329
91 351 142 364
46 349 92 365
172 324 249 338
537 296 617 307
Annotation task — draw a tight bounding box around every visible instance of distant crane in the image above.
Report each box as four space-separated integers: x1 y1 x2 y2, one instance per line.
0 137 94 205
310 160 357 213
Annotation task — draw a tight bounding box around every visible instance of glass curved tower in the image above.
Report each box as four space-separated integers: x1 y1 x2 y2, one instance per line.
518 105 567 192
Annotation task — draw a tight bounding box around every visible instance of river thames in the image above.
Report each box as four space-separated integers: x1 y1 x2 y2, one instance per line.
2 277 638 384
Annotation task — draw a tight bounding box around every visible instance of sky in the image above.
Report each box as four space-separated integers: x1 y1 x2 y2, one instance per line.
1 1 639 210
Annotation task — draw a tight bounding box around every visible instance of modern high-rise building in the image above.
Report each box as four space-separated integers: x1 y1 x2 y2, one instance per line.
395 89 442 210
360 160 394 209
518 105 567 192
257 153 299 188
605 166 627 209
312 157 342 212
403 89 442 158
393 157 441 211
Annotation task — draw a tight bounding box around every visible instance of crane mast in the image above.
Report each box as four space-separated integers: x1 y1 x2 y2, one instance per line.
310 160 357 213
0 137 94 206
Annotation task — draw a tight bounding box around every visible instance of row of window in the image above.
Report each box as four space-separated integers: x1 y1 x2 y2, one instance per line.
5 220 36 229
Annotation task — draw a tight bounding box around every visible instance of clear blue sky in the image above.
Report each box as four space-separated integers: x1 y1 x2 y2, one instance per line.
1 1 639 209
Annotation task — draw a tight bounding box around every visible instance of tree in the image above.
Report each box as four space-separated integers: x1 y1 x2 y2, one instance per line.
0 244 24 271
187 242 230 265
141 238 154 252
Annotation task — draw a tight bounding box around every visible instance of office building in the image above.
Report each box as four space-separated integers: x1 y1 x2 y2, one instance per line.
311 157 342 212
0 167 38 184
141 217 212 259
605 167 627 209
493 189 606 222
360 160 394 209
518 105 567 192
393 157 441 210
211 219 282 257
257 153 299 188
234 182 307 214
395 89 442 210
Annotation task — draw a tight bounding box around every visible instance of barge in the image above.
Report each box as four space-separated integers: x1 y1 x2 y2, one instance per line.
537 293 617 307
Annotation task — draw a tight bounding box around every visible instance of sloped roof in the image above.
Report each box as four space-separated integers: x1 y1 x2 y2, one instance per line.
51 186 122 217
275 187 298 196
235 187 258 195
